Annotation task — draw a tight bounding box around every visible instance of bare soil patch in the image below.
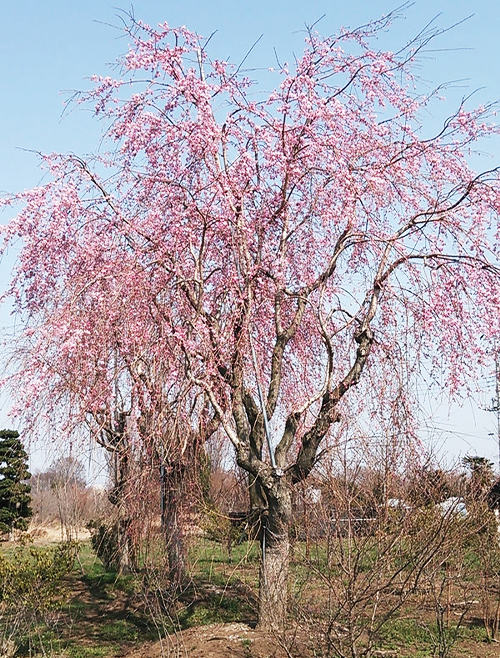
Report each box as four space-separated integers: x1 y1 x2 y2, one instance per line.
121 621 500 658
124 622 315 658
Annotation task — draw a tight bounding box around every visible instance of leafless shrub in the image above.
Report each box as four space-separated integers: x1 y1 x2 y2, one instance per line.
30 456 108 539
287 437 489 658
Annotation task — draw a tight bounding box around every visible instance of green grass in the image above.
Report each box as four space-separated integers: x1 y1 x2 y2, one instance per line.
191 537 260 566
17 629 122 658
177 589 249 628
190 537 260 590
380 618 437 649
376 615 491 657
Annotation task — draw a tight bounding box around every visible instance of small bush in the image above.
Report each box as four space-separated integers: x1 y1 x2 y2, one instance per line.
0 542 77 651
87 520 121 572
201 506 242 556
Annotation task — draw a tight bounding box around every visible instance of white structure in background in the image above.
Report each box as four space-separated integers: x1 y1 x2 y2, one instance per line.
437 497 468 517
386 498 410 510
304 487 322 505
494 509 500 545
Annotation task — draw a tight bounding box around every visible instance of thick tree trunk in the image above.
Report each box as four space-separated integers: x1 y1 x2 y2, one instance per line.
258 480 292 631
164 506 187 586
108 445 136 574
248 476 266 540
116 517 134 575
161 463 187 586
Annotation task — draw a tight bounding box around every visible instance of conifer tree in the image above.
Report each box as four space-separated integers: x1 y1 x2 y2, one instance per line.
0 430 32 534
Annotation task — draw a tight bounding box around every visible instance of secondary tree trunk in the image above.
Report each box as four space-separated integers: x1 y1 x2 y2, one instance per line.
161 463 187 586
108 445 136 574
116 517 134 574
258 479 292 631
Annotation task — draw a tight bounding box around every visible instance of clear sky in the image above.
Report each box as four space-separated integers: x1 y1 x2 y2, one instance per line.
1 0 500 475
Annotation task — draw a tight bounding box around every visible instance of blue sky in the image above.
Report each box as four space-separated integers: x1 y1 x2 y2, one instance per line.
1 0 500 474
2 0 499 195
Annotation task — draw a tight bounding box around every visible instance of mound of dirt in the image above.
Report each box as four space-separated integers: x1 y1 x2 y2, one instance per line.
124 622 316 658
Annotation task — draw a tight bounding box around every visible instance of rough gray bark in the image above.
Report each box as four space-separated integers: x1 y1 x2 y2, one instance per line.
99 411 137 575
115 517 134 575
161 462 188 586
257 481 292 630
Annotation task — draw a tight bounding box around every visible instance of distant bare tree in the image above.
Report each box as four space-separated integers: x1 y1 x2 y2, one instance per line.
31 456 88 539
